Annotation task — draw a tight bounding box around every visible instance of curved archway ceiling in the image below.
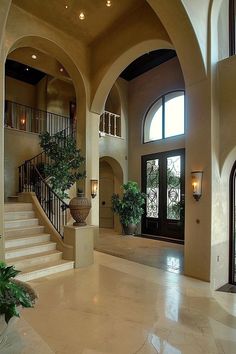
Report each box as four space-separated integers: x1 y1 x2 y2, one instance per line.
5 59 46 85
120 49 177 81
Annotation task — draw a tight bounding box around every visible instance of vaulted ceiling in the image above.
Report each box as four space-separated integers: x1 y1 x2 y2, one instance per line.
13 0 146 45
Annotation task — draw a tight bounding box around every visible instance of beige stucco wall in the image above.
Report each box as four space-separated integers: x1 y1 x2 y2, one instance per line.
210 55 236 289
4 128 41 200
128 57 185 183
47 78 75 117
5 76 36 107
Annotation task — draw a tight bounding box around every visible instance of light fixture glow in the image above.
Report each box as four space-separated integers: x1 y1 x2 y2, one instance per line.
191 171 203 201
91 179 98 198
65 5 68 9
25 67 29 71
31 54 37 60
106 0 112 6
79 11 85 20
59 67 64 72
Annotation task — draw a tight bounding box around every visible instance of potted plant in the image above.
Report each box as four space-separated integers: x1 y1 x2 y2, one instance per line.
39 131 90 225
39 131 86 200
0 262 37 348
111 181 146 235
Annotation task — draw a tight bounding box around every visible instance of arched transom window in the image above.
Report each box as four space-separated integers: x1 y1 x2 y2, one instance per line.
144 90 185 143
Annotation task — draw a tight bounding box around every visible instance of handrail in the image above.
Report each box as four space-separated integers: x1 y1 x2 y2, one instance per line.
100 110 121 137
5 100 70 120
34 166 68 238
18 127 75 239
5 100 71 136
18 163 68 239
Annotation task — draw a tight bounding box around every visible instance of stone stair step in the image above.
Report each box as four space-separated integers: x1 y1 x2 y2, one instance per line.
4 225 45 237
5 241 57 260
4 203 33 212
7 196 19 202
4 218 39 229
15 260 74 282
7 250 63 270
5 233 51 248
4 210 35 221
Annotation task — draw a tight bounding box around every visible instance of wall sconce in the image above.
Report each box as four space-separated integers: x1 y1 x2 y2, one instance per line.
20 117 26 125
91 179 98 198
191 171 203 201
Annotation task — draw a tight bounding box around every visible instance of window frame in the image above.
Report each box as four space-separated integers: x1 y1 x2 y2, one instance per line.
229 0 236 56
143 90 185 144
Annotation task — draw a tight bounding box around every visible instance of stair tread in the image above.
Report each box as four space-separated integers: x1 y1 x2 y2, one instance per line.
17 259 74 275
5 218 38 222
7 250 62 263
6 233 50 240
6 241 56 251
5 225 44 232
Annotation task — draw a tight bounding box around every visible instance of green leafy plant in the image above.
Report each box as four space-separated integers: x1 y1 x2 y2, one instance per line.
0 262 37 324
111 181 146 226
39 131 86 199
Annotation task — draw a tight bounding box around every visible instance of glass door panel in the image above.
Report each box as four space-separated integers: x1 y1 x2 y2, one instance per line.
146 159 159 218
142 149 185 244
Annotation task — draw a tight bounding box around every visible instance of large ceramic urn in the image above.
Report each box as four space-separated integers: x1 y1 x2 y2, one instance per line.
69 192 91 226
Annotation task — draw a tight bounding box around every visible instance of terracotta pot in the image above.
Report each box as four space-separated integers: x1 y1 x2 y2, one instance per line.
122 223 137 235
69 193 91 226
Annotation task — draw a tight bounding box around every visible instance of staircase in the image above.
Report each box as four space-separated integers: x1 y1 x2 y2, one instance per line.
4 202 74 281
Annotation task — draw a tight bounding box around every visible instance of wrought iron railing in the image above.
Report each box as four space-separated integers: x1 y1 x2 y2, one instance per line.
99 110 121 137
18 127 75 238
19 164 68 238
5 100 71 135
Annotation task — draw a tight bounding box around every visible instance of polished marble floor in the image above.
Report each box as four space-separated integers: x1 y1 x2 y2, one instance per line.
95 228 184 274
15 251 236 354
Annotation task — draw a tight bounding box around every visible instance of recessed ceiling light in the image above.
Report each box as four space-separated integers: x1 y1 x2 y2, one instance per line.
79 11 85 20
59 67 64 72
106 0 112 7
65 5 68 9
25 67 29 71
31 54 37 60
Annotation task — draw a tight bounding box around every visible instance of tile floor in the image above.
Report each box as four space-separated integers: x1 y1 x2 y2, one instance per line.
95 228 184 274
13 251 236 354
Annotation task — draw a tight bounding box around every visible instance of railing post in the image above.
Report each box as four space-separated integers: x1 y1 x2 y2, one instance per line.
114 114 117 136
108 112 111 134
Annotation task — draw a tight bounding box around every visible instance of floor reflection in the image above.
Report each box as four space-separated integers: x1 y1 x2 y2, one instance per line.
95 228 184 273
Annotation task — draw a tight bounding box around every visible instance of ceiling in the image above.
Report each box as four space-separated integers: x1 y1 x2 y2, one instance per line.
13 0 145 45
9 2 176 82
6 59 46 85
120 50 177 81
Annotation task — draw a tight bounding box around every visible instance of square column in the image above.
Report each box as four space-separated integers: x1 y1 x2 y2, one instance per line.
64 225 97 268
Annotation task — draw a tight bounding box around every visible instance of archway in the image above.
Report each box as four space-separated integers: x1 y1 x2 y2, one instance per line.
91 39 173 114
4 42 80 200
99 156 123 231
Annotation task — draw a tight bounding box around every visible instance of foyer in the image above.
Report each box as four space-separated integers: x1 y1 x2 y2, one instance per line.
4 251 236 354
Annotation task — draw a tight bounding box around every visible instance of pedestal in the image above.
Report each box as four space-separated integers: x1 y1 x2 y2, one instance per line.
64 225 96 268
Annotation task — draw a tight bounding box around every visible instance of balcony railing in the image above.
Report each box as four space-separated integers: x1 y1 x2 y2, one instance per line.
5 100 71 135
99 110 121 137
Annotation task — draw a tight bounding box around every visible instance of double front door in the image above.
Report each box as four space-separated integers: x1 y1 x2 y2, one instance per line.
141 149 185 243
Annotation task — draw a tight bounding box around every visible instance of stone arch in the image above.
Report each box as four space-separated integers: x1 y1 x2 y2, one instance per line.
210 0 228 62
91 39 173 114
5 35 87 149
147 0 207 84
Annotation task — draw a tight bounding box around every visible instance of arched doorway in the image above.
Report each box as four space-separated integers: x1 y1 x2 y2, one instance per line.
99 157 123 231
229 161 236 284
